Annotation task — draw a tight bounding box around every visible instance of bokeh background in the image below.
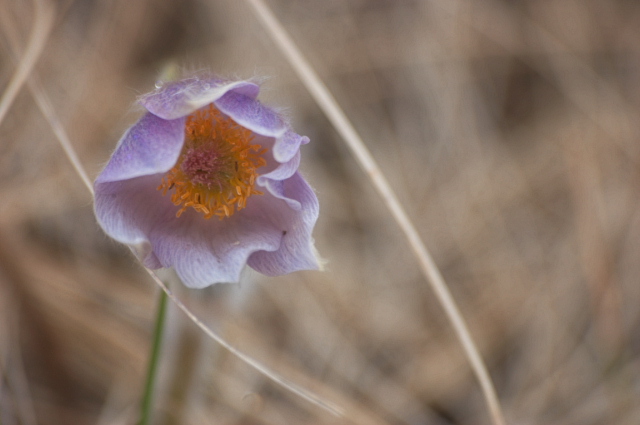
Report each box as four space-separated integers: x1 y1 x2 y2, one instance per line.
1 0 640 424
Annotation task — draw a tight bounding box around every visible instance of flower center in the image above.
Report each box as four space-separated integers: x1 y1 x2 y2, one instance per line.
157 104 267 219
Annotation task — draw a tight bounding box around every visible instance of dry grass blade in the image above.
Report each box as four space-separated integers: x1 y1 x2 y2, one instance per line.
140 266 346 417
0 0 54 128
243 0 506 424
27 76 94 194
0 7 94 195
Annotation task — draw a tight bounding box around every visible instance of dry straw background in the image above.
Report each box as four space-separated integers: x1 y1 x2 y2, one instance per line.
1 0 640 424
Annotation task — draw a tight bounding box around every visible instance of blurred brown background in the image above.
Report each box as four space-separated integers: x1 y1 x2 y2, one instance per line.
1 0 640 424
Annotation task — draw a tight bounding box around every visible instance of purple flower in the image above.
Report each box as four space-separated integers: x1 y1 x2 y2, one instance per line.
94 76 320 288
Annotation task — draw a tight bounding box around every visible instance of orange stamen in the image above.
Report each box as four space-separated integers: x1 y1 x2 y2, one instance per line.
157 104 266 220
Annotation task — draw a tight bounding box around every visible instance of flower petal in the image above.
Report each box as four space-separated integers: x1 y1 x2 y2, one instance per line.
95 174 283 287
272 131 309 163
140 77 260 120
257 151 302 210
94 175 168 247
247 172 319 276
148 209 283 288
214 90 287 138
95 112 184 184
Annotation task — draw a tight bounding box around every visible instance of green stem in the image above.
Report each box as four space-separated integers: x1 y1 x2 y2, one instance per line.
138 288 168 425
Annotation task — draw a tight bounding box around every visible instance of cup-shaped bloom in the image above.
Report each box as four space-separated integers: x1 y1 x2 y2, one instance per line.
94 76 320 288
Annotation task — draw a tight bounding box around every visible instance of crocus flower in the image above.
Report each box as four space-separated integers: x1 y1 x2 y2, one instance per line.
94 75 320 288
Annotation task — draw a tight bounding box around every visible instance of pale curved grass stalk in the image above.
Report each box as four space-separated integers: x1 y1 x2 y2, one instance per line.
29 78 95 193
140 266 345 417
243 1 507 425
0 0 93 193
0 0 54 129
